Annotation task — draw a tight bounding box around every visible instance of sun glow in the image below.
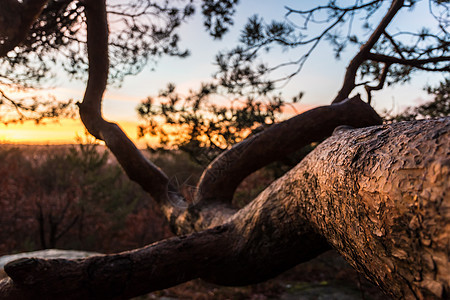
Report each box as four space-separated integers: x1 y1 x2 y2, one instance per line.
0 119 87 144
0 100 313 146
0 118 153 147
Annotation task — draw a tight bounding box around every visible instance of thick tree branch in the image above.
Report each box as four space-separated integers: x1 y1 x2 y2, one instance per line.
74 0 385 236
195 95 382 205
1 118 447 299
77 0 173 205
297 118 450 299
0 224 328 299
367 52 450 71
0 0 49 57
75 0 237 235
0 188 331 299
332 0 405 103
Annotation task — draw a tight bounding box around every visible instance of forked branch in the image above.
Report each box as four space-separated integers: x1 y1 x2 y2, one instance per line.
74 0 384 237
77 0 173 205
77 0 236 235
332 0 404 103
364 62 391 105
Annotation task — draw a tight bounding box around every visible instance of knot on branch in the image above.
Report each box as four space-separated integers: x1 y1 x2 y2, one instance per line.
333 125 355 135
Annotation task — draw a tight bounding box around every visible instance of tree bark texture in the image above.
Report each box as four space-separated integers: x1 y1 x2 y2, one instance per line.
0 118 448 300
285 118 449 299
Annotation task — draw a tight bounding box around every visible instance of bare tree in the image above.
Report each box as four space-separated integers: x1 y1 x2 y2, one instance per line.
0 0 448 299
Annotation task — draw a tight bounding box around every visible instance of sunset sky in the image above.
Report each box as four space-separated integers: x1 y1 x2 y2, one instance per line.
0 0 444 146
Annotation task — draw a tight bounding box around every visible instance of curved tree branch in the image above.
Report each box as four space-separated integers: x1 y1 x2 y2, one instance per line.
195 95 382 206
0 220 328 299
74 0 384 237
364 62 391 105
332 0 405 104
76 0 236 235
77 0 173 204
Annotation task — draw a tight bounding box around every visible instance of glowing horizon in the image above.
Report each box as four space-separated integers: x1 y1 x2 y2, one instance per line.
0 118 157 148
0 100 312 146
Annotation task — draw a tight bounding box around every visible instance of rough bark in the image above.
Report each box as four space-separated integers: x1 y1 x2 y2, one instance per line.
0 118 448 300
0 250 100 280
165 95 383 235
287 118 449 299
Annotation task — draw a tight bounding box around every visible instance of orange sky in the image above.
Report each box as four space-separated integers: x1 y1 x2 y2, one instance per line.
0 79 313 147
0 118 155 148
0 101 311 146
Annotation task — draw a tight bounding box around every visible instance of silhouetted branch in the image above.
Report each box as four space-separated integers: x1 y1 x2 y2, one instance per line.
0 88 75 125
77 0 237 235
0 89 25 120
366 52 450 71
284 0 382 16
382 30 405 59
77 0 173 203
332 0 405 103
364 62 391 105
195 95 382 205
